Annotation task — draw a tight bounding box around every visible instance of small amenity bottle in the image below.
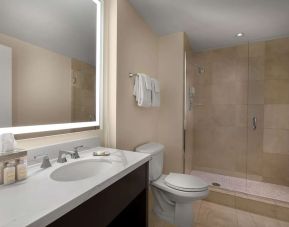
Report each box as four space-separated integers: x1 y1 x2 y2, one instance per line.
0 162 4 185
16 157 27 181
3 161 16 185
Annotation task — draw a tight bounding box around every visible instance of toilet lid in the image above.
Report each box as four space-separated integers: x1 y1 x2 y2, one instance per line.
164 173 209 192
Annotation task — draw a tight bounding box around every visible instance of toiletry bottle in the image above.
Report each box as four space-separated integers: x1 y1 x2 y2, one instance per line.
16 157 27 181
0 162 4 185
3 161 16 185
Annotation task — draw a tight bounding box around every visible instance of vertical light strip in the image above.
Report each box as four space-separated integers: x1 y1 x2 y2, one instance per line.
95 0 104 129
0 0 103 135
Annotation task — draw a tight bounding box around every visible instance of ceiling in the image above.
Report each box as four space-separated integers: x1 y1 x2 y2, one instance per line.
0 0 96 65
129 0 289 52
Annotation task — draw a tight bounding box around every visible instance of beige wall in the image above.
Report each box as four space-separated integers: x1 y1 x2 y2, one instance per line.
116 0 159 150
110 0 186 174
184 35 195 174
157 32 185 174
0 33 72 126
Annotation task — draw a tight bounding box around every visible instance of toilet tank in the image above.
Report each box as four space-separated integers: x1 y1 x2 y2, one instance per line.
136 143 164 181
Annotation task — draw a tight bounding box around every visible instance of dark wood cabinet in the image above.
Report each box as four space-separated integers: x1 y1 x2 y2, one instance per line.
48 162 149 227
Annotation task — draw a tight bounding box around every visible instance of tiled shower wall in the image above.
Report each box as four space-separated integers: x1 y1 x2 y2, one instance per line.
192 37 289 187
192 44 248 178
71 59 96 123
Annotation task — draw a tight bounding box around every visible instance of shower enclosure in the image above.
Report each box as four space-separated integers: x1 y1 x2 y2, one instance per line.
185 36 289 220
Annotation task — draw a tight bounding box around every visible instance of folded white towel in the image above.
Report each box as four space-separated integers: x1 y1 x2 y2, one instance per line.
143 74 152 90
0 133 17 153
138 74 152 107
151 78 160 107
133 75 139 102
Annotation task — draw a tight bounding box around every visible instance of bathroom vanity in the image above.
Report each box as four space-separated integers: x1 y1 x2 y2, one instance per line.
0 148 150 227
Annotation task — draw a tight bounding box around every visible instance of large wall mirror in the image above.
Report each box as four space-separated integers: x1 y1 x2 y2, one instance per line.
0 0 103 134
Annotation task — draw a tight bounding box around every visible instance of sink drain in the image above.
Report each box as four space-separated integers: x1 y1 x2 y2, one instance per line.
212 182 221 187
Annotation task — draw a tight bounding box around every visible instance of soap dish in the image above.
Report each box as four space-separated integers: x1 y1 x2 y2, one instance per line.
93 151 110 156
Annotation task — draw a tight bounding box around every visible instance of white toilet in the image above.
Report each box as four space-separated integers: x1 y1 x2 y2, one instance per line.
136 143 209 227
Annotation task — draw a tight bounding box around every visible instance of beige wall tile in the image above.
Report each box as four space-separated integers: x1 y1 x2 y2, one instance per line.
198 201 238 227
235 195 277 218
194 126 247 174
236 210 257 227
265 54 289 80
211 105 247 128
210 81 247 105
275 201 289 222
248 80 264 104
194 84 211 105
250 41 266 58
249 56 265 81
263 129 289 154
264 80 289 104
266 37 289 55
210 58 236 85
262 153 289 186
250 213 283 227
205 190 236 207
247 130 263 177
194 105 214 129
264 105 289 129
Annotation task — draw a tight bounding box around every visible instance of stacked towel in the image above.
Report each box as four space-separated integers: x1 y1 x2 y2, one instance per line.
133 73 160 107
0 133 17 153
133 73 152 107
151 78 160 107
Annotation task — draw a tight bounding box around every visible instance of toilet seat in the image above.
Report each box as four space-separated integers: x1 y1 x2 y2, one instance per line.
152 175 209 201
164 173 209 192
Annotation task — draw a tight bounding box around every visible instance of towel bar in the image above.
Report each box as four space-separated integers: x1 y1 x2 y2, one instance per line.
129 73 138 77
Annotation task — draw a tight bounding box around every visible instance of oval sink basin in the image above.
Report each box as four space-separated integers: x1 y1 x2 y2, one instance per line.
50 159 112 182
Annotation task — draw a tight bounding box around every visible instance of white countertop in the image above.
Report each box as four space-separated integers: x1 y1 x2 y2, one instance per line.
0 147 150 227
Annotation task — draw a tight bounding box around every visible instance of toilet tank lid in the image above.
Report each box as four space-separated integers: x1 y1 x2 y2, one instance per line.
136 143 164 155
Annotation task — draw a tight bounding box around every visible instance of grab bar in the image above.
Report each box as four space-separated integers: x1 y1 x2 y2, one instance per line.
252 117 257 130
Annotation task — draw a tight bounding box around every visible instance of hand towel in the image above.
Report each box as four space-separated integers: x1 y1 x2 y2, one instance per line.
133 74 139 102
138 74 152 107
151 78 160 107
143 74 152 90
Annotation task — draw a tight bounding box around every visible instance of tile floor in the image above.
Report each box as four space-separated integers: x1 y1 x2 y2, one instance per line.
150 200 289 227
191 170 289 203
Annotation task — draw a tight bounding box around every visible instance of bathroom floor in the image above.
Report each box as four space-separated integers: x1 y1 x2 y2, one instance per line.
191 170 289 203
150 200 289 227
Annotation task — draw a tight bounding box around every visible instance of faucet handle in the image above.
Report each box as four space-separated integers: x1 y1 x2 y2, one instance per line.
57 150 71 163
34 154 52 169
73 145 88 159
74 145 84 151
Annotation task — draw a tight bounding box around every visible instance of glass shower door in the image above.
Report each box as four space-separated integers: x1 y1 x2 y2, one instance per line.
190 43 249 192
247 37 289 204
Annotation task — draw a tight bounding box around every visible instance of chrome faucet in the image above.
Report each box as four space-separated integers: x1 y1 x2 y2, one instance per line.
57 145 84 163
57 150 74 163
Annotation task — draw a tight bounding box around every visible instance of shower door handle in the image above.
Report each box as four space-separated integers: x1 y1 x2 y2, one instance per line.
252 117 257 130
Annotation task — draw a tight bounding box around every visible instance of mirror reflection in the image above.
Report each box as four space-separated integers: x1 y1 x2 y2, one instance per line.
0 0 96 128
